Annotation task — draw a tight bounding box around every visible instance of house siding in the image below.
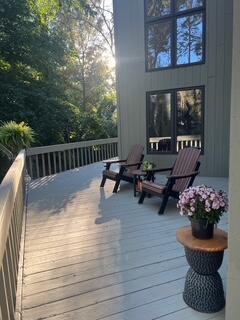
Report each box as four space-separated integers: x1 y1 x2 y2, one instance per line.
114 0 233 177
226 0 240 318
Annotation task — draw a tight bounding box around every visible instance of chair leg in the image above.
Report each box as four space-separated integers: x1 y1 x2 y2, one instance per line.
112 179 120 193
100 176 107 188
158 194 169 215
138 191 147 204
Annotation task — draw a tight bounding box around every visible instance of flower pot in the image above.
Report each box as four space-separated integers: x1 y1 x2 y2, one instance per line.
190 218 214 239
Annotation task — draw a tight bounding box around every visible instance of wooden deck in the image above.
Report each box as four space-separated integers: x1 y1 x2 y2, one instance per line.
21 162 228 320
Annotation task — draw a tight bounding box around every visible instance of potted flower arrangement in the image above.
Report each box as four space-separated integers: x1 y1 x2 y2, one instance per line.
177 185 228 239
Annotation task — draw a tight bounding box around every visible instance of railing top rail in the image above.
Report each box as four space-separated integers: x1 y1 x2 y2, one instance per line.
0 150 25 264
26 137 119 156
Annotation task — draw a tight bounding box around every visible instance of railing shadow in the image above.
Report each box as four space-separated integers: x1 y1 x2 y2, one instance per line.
27 164 101 216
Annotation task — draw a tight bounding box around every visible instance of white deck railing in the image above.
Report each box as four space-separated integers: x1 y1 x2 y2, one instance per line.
149 135 201 152
26 138 118 179
0 137 118 317
0 151 26 320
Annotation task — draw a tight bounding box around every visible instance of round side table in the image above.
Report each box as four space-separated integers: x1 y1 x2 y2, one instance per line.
176 227 227 313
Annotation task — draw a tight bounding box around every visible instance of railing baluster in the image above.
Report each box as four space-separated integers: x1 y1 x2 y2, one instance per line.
2 254 14 319
88 147 91 164
111 143 114 158
58 152 62 172
80 148 84 166
113 143 116 156
41 154 46 177
36 155 40 178
68 150 71 170
6 239 16 308
97 146 101 162
0 306 3 320
108 144 111 159
29 156 33 179
104 144 107 160
53 152 57 174
73 149 76 168
76 148 80 167
84 148 87 165
63 151 67 171
0 268 11 320
12 209 19 257
9 227 17 279
47 153 52 176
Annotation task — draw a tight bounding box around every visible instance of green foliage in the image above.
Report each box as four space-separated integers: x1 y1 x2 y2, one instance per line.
143 161 156 171
28 0 61 25
0 0 117 147
0 121 35 155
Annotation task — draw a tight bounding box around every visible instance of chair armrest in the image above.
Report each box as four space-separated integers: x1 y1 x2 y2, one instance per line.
167 171 199 180
103 159 127 170
144 167 173 174
121 162 142 168
103 159 127 164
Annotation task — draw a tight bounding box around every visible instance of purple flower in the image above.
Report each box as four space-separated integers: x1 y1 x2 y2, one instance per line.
178 185 228 221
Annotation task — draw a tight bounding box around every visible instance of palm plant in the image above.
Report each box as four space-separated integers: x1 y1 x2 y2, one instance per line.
0 121 35 157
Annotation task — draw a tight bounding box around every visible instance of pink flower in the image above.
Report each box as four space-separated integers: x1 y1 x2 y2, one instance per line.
212 201 220 210
177 185 228 220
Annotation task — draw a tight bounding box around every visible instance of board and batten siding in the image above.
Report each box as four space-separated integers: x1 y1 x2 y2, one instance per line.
113 0 233 177
225 0 240 318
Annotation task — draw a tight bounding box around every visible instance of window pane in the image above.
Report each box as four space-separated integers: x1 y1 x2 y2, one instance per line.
146 0 171 18
176 88 203 151
147 21 172 69
176 13 203 65
176 0 203 12
148 92 172 152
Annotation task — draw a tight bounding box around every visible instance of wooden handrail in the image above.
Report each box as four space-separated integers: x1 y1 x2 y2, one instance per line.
26 138 118 156
0 150 26 319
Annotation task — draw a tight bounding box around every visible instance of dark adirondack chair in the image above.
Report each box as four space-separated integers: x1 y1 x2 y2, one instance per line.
100 144 144 193
138 147 201 215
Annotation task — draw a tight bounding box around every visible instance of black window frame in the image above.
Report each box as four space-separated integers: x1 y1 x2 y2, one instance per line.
146 85 205 154
144 0 206 72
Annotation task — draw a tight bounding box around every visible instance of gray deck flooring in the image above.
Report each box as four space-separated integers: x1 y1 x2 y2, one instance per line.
21 162 228 320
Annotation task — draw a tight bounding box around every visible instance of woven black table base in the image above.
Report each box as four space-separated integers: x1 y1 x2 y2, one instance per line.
183 267 225 313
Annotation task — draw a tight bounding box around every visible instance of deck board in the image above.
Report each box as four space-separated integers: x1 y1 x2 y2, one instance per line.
21 162 228 320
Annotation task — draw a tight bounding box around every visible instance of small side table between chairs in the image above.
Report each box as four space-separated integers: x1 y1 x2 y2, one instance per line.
131 169 154 197
177 227 227 313
131 169 147 197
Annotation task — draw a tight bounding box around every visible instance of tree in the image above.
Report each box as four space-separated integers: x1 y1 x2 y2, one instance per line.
0 0 117 147
0 0 80 145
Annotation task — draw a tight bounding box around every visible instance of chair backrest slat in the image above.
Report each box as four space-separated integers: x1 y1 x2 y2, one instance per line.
172 147 201 192
126 144 144 171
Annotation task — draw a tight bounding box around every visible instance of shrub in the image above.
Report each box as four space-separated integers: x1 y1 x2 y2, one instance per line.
0 121 35 156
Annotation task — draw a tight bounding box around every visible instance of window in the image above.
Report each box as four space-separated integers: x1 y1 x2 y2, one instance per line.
147 86 204 153
145 0 205 71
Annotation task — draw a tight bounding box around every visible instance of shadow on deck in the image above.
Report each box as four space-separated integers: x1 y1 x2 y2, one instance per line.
21 162 228 320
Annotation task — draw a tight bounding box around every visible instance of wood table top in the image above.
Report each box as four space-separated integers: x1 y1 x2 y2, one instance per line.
176 227 228 252
131 169 146 176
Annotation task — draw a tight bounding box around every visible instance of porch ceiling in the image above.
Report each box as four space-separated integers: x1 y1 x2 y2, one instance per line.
21 162 228 320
